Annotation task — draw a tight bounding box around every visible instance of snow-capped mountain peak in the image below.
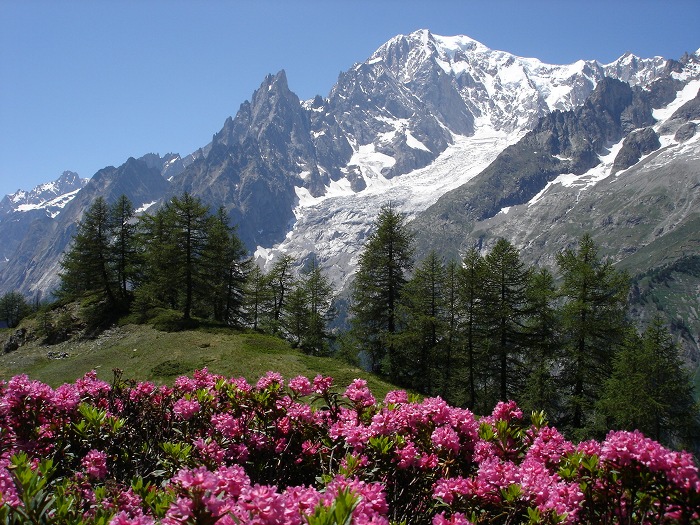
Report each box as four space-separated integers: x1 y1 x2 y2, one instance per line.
0 171 88 218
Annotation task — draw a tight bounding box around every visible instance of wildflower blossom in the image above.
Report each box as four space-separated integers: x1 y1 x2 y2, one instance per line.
82 449 108 480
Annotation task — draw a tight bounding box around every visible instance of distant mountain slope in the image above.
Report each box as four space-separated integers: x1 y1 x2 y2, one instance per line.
0 31 698 363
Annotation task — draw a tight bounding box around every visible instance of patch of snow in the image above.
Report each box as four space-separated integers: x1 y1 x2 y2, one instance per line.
405 131 431 152
135 201 156 214
265 125 518 288
528 138 626 206
499 206 512 215
653 79 700 123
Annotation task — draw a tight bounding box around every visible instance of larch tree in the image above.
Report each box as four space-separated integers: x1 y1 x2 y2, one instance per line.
520 267 560 418
58 196 117 306
299 257 335 356
109 195 137 301
480 238 531 406
556 233 630 436
394 250 447 394
350 202 414 378
599 318 700 449
458 248 486 411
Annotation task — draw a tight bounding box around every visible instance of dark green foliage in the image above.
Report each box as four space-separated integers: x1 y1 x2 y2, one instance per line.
109 194 137 299
480 238 531 405
296 258 335 355
350 202 415 377
242 265 274 331
268 254 296 333
57 195 140 323
201 207 250 326
58 196 118 306
520 268 560 417
599 318 700 448
392 250 448 393
0 291 32 328
458 248 486 411
135 194 249 324
556 233 630 436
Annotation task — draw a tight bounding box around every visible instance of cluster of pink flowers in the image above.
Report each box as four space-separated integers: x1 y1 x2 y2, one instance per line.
0 369 698 524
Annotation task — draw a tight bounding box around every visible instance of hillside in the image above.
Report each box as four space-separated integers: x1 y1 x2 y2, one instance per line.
0 316 396 397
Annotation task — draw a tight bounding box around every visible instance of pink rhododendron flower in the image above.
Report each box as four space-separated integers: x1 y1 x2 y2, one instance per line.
431 425 461 454
344 378 376 408
172 398 200 420
433 511 473 525
288 375 313 396
110 511 155 525
383 389 408 405
82 449 108 480
256 371 284 390
312 374 333 394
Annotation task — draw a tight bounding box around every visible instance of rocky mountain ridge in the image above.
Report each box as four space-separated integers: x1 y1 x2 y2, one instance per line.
1 31 698 364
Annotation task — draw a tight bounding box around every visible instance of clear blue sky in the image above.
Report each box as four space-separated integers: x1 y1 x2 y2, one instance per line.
1 0 699 198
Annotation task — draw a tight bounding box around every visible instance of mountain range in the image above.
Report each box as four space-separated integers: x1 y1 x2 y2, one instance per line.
1 29 698 368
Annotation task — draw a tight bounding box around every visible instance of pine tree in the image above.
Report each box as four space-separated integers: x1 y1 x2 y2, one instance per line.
283 282 308 348
520 267 560 417
599 318 700 449
350 202 414 377
268 254 296 334
480 238 531 406
299 258 335 355
394 250 447 394
136 193 211 321
243 265 274 331
0 291 31 328
109 195 137 300
202 207 249 324
458 248 486 411
556 233 630 435
58 196 117 306
135 207 181 312
439 258 462 404
169 193 211 321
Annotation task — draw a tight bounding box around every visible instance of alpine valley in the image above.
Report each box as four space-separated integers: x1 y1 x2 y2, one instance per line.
1 30 699 372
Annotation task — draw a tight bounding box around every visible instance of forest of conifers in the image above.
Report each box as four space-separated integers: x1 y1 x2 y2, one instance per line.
8 194 699 452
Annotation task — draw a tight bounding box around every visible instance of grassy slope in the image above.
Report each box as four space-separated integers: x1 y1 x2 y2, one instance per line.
0 323 398 398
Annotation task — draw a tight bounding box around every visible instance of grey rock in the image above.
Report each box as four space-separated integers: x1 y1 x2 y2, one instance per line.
675 122 697 142
612 127 661 174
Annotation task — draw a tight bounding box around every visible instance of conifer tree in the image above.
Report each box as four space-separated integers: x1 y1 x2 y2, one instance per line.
135 206 181 311
350 202 414 377
299 258 335 355
136 193 211 321
283 282 308 348
394 250 447 394
243 265 274 331
458 248 486 411
480 238 531 406
109 195 137 300
520 267 560 417
439 258 462 404
202 207 249 324
556 233 630 435
0 291 31 328
169 193 211 321
599 318 700 448
268 254 296 334
59 196 117 306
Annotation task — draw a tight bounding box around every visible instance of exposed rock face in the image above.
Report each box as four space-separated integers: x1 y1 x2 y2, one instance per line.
612 127 661 174
2 328 27 354
675 122 697 142
0 31 696 319
0 157 170 296
411 77 658 237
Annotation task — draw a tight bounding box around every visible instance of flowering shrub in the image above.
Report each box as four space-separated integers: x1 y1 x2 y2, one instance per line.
0 370 698 524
